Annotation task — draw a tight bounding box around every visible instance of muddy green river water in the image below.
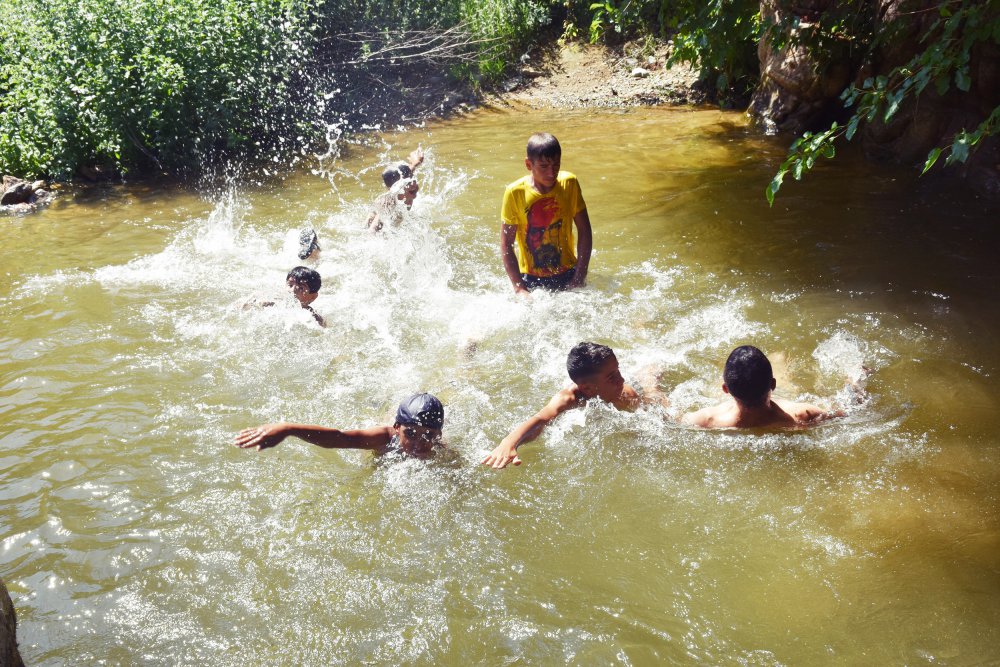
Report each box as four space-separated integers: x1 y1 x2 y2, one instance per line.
2 106 999 664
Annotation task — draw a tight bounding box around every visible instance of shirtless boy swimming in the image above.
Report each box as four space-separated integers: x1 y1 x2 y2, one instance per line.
681 345 848 429
481 342 668 469
243 266 325 327
367 146 423 231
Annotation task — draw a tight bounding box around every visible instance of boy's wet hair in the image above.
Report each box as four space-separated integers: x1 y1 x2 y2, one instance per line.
567 342 615 382
286 266 322 294
395 393 445 429
382 163 413 188
298 228 320 260
724 345 773 406
526 132 561 161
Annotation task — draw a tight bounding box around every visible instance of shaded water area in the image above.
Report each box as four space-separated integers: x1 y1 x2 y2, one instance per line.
2 106 1000 664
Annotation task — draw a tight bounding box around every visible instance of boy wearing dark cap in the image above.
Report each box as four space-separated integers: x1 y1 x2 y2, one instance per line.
235 393 445 458
298 228 320 261
482 342 668 469
500 132 593 295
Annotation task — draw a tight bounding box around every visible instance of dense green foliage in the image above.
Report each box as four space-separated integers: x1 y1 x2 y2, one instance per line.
0 0 763 179
0 0 552 179
3 0 994 185
0 0 320 178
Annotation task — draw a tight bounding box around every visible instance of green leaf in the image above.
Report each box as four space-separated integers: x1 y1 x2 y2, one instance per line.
921 147 942 175
955 69 971 92
766 169 787 207
948 137 970 164
845 115 860 141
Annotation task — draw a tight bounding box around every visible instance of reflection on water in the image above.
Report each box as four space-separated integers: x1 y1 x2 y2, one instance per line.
2 107 999 664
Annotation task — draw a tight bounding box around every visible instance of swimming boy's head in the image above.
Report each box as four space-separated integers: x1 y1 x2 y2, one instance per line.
382 163 413 189
567 342 625 402
298 228 320 260
393 393 445 457
723 345 776 407
286 266 321 307
525 133 562 191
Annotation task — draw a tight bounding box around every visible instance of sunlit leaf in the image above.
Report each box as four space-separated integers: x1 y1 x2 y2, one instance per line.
921 147 942 175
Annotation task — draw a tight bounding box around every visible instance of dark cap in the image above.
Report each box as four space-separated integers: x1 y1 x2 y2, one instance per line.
298 228 319 260
395 393 444 430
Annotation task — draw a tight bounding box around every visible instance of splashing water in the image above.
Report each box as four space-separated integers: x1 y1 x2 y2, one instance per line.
3 107 1000 665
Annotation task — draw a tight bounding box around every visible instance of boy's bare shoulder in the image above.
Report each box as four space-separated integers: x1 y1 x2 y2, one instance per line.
681 403 730 428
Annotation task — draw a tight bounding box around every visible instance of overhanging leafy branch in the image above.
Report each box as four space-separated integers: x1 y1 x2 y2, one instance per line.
767 0 999 205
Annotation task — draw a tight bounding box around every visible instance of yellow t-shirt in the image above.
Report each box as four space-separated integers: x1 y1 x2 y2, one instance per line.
501 171 587 277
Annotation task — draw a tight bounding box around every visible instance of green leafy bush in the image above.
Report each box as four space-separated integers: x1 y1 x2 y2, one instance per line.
460 0 553 80
0 0 560 178
660 0 760 105
0 0 319 178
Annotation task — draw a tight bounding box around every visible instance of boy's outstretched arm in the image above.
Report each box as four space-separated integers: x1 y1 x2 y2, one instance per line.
482 390 578 469
795 366 874 423
568 209 592 289
500 223 529 296
234 423 391 451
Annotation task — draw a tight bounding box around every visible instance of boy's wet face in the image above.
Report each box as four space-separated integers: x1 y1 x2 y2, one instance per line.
287 278 318 307
394 424 442 457
525 155 560 190
583 355 626 402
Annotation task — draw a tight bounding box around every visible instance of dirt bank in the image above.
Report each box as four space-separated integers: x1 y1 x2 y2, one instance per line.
486 41 706 109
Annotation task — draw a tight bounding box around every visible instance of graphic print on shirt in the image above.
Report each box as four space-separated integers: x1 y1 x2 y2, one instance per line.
525 197 564 273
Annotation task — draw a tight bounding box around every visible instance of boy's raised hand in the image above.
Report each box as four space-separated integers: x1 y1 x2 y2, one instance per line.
234 423 288 451
482 441 522 469
408 146 424 169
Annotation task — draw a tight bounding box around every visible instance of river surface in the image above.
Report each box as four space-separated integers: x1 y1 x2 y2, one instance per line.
2 106 999 665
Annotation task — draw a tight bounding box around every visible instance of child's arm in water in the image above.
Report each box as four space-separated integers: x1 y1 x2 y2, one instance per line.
635 364 671 409
482 389 579 469
785 365 874 424
234 423 392 451
567 208 593 289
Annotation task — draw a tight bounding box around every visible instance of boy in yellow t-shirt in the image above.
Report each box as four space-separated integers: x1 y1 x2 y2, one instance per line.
500 133 593 295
